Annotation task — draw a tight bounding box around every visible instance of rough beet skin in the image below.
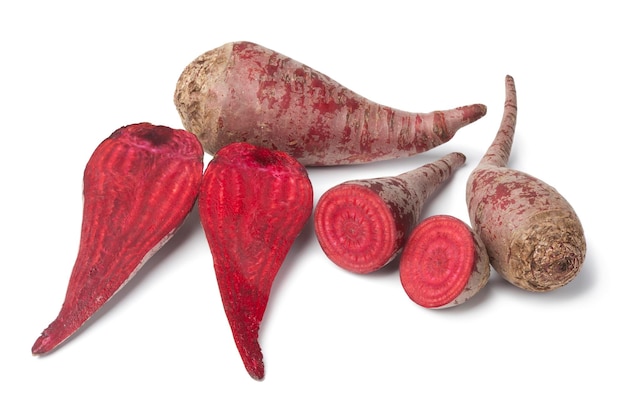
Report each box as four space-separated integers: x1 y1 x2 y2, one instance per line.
466 76 586 291
174 41 487 166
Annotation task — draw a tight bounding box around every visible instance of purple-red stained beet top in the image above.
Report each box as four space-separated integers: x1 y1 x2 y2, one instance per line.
32 122 204 355
198 142 313 380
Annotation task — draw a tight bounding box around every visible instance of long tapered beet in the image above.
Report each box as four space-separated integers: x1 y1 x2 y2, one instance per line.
32 123 204 355
174 41 487 166
198 142 313 380
466 76 586 291
314 152 466 273
400 215 490 308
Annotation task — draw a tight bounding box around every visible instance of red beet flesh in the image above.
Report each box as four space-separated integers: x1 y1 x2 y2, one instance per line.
400 215 488 308
198 142 313 380
315 184 398 273
32 123 204 355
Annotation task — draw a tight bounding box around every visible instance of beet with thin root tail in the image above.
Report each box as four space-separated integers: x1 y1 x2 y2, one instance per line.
466 75 586 292
314 152 466 274
400 215 490 308
32 123 204 355
174 41 487 166
198 142 313 380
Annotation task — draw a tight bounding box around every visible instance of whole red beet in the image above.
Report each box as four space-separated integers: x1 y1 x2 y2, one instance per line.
174 41 487 166
466 76 586 291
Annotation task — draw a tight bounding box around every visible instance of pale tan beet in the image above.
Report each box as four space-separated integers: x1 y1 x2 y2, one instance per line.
314 152 466 273
174 41 487 166
466 75 586 292
399 215 490 308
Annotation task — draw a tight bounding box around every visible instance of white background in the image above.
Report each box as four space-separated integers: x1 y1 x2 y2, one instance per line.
2 1 623 416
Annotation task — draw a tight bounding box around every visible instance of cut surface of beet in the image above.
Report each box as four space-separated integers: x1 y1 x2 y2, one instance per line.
314 184 397 273
400 215 476 308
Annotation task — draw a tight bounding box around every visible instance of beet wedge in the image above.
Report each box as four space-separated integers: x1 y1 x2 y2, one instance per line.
198 142 313 380
32 123 204 355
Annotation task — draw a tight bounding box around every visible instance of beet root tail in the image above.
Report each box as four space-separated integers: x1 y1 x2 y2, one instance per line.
228 315 265 380
32 325 65 355
442 103 488 139
477 75 517 168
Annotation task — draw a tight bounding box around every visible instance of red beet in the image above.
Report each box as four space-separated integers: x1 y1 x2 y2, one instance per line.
174 41 487 166
314 152 466 273
32 123 204 355
399 215 490 308
466 76 586 291
198 142 313 380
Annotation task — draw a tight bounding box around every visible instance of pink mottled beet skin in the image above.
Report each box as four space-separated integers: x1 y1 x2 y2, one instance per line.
198 142 313 380
174 41 487 166
466 76 586 291
314 152 466 273
32 123 204 355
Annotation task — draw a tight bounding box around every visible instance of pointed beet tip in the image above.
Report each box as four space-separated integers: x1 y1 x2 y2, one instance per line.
248 366 265 381
31 322 70 356
242 351 265 380
231 326 266 380
462 103 488 123
443 103 487 139
31 333 54 356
